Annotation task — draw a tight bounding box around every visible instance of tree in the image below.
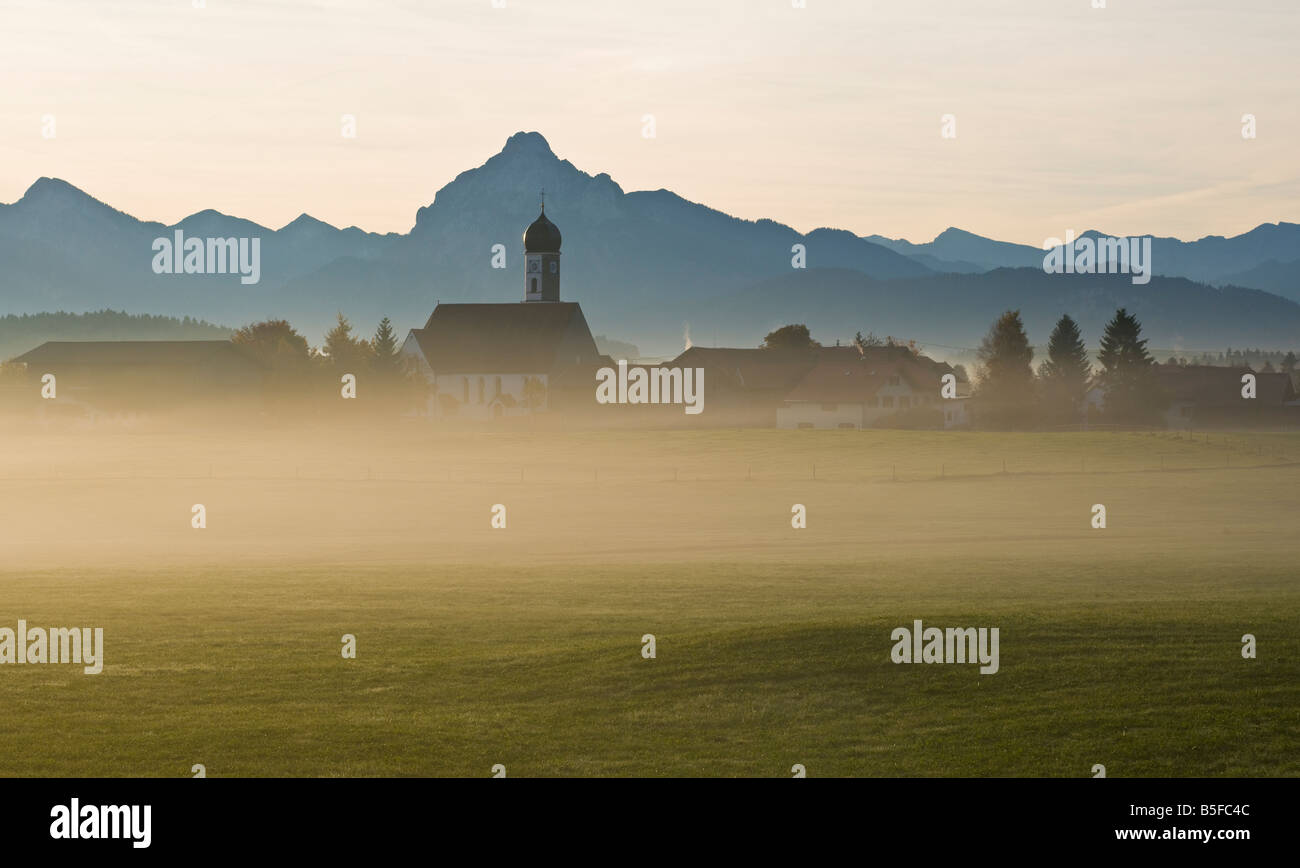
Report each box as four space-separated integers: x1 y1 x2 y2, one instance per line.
231 319 311 370
370 317 401 375
323 312 373 371
761 324 820 351
522 376 547 410
1037 314 1092 424
975 310 1035 427
1281 351 1297 374
854 330 884 349
1097 308 1163 424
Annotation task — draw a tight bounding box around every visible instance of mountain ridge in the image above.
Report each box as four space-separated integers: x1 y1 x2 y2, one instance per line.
1 132 1297 353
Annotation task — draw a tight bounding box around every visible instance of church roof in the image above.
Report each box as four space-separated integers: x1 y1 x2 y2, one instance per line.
412 302 597 374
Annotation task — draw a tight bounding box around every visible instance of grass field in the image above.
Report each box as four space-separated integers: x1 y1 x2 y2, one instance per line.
0 424 1297 776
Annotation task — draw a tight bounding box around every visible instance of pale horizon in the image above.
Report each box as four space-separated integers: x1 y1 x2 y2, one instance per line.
2 0 1297 246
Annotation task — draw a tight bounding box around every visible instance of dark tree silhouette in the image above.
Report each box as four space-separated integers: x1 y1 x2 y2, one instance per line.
1097 308 1163 424
761 324 820 351
975 309 1035 428
370 317 401 375
1038 314 1092 424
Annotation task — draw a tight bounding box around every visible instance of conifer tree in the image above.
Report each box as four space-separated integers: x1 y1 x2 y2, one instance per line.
1038 314 1091 423
1097 308 1163 423
975 309 1035 428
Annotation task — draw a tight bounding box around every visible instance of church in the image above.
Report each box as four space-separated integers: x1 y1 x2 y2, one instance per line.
399 202 610 419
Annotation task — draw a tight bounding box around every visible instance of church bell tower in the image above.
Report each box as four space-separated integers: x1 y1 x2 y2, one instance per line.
523 194 561 302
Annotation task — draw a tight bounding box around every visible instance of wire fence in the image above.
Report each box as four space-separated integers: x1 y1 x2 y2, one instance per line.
4 453 1295 486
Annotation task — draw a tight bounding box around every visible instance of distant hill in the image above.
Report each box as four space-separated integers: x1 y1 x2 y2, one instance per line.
683 267 1300 355
0 310 232 362
866 227 1043 272
1217 259 1300 302
871 224 1300 290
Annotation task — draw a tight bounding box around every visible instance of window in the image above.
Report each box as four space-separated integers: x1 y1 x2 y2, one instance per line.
477 377 485 403
494 376 502 398
881 396 894 408
530 277 538 294
888 375 901 386
549 261 558 273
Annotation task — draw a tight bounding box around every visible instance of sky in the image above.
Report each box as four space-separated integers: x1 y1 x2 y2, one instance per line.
1 0 1296 245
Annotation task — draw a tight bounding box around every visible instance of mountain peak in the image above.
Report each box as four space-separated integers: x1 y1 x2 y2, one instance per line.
280 213 336 233
21 177 93 203
500 131 555 158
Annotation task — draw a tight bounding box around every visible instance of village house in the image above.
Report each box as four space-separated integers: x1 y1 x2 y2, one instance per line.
8 340 266 419
775 345 969 429
654 346 825 426
1155 363 1298 428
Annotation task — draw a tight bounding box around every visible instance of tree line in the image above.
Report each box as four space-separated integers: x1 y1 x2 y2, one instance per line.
229 314 422 406
975 308 1173 428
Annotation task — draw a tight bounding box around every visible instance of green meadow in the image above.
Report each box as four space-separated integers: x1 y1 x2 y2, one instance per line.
0 426 1296 776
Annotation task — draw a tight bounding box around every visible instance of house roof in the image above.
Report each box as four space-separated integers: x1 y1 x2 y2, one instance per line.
669 346 828 391
783 359 935 403
668 344 957 399
11 340 262 369
1255 371 1297 404
1155 364 1254 404
411 302 598 374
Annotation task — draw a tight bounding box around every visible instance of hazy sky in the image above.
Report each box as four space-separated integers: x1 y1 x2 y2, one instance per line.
2 0 1296 244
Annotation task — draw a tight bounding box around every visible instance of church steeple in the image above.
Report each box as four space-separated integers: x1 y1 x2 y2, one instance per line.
523 194 561 302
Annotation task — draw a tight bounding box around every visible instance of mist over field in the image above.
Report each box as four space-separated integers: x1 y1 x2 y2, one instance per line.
2 417 1296 776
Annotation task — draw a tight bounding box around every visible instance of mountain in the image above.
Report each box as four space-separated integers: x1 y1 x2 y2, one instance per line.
866 227 1043 272
874 224 1300 290
1 131 1298 356
0 133 928 343
275 131 932 334
685 267 1300 355
1217 259 1300 303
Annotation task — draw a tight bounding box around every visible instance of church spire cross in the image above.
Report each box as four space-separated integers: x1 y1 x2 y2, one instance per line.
540 188 545 213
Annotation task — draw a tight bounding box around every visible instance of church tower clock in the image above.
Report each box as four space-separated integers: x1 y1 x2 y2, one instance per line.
523 195 561 302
